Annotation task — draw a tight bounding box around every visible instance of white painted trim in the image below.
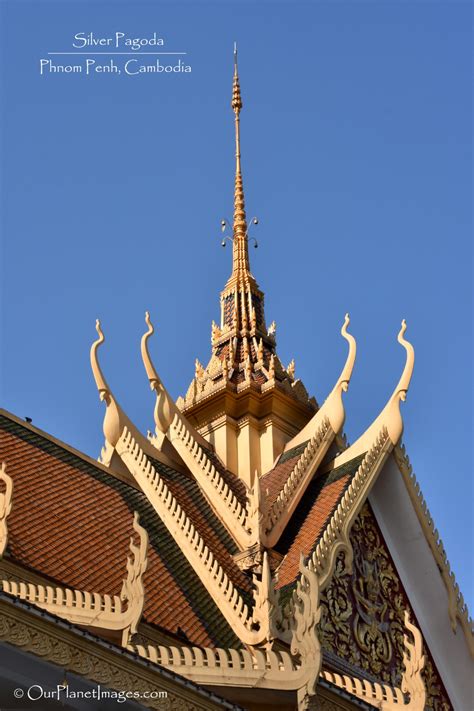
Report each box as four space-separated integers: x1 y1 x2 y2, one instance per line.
370 455 472 710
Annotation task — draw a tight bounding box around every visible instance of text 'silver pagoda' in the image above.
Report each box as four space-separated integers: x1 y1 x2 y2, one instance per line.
0 50 471 711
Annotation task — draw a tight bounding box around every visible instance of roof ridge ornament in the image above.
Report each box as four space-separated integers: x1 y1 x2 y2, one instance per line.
339 313 357 390
90 320 111 404
323 319 414 468
141 312 209 450
141 311 173 435
281 314 356 454
395 319 415 402
90 319 159 467
364 319 415 447
90 319 124 449
141 311 159 385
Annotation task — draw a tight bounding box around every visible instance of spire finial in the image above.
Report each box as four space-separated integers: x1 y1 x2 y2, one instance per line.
232 43 242 114
231 44 249 278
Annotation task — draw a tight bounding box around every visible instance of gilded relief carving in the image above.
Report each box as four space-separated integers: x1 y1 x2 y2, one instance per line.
320 503 451 710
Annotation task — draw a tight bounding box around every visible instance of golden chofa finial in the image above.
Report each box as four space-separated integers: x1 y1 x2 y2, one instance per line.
282 313 357 451
90 319 129 450
141 311 160 388
338 314 357 392
141 311 175 435
90 319 110 404
396 319 415 401
345 319 414 456
364 318 414 446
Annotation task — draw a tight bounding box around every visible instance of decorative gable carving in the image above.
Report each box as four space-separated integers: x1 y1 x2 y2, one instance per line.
320 502 452 710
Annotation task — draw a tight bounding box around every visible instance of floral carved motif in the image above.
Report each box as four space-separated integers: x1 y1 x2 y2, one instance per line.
320 503 452 711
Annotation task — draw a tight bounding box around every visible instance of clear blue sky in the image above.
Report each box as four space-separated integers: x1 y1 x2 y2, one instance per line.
1 2 472 610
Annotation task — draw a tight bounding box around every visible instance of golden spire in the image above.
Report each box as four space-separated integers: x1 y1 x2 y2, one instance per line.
231 43 250 279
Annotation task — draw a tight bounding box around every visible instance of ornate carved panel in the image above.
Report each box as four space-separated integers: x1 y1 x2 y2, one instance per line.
320 502 452 710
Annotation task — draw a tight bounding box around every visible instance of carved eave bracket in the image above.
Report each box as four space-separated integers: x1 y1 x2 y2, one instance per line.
252 551 281 646
284 314 356 453
0 463 13 558
2 512 148 647
120 511 149 646
288 556 322 709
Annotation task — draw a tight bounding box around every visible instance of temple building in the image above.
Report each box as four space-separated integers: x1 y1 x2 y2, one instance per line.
0 50 472 711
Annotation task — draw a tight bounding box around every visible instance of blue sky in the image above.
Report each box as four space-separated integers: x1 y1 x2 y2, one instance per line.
1 1 472 610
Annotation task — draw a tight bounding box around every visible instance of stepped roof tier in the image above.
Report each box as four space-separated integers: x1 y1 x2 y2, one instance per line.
0 49 471 711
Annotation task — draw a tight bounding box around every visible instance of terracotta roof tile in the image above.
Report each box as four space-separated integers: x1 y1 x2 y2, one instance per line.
260 441 309 507
0 414 250 648
203 450 248 506
275 454 365 589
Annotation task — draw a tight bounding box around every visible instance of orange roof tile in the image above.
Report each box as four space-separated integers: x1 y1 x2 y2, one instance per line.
0 413 250 647
275 454 365 589
260 441 309 507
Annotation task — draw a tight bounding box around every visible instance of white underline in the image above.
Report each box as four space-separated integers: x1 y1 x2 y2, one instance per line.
47 52 187 56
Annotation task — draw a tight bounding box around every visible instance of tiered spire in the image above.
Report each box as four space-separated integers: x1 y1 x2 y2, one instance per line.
177 47 316 480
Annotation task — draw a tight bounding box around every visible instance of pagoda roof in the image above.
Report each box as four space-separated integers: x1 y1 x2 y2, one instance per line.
0 410 248 648
0 48 471 710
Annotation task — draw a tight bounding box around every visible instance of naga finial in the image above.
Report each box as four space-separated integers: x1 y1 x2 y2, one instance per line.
395 319 415 402
338 313 357 392
90 320 129 449
90 319 110 403
141 311 174 435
